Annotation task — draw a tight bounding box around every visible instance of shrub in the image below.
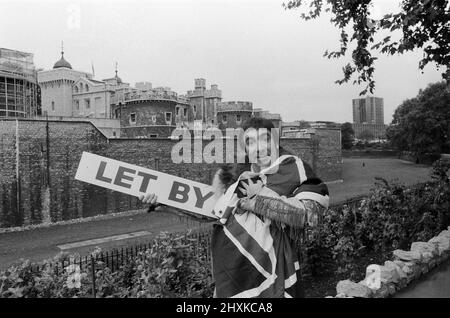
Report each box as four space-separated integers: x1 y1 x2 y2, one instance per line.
0 232 213 298
304 162 450 278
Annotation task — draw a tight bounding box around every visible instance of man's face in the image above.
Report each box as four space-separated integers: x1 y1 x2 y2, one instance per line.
244 128 278 167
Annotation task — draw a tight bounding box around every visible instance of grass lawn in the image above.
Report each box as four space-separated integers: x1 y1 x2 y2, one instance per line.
327 158 433 205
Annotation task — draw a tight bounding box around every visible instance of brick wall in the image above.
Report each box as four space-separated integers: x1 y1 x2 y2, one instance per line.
0 119 341 228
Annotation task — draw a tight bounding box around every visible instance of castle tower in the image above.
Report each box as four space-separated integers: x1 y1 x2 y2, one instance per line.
187 78 222 125
38 45 92 117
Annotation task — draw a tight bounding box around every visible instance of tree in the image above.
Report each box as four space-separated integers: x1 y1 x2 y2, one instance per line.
386 81 450 154
341 122 355 149
298 120 311 129
283 0 450 95
359 129 374 141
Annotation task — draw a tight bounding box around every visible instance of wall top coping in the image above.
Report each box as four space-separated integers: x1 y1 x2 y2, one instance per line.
0 118 109 140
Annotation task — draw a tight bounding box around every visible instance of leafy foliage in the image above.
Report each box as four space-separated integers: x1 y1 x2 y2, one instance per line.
304 159 450 277
283 0 450 95
0 232 214 298
359 130 375 141
386 81 450 154
341 122 355 149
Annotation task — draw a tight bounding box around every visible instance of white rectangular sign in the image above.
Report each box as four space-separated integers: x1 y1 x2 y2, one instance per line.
75 152 218 219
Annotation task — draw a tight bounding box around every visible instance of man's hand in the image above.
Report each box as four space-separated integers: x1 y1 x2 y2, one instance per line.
139 193 158 205
238 178 263 198
237 197 256 212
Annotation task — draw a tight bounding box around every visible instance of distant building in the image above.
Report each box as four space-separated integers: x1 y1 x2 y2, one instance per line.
352 122 387 140
282 120 313 137
0 47 40 118
174 95 191 128
282 120 301 131
186 78 222 125
111 86 186 138
352 96 386 140
352 96 384 124
135 82 152 91
253 108 282 129
38 49 128 118
216 101 253 130
310 121 341 129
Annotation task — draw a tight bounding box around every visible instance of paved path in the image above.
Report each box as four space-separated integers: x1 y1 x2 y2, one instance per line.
394 260 450 298
0 210 210 270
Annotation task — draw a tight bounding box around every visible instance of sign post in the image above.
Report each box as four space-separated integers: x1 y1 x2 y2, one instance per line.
75 152 218 219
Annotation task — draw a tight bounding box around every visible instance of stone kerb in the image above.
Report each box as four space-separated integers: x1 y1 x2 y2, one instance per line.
331 226 450 298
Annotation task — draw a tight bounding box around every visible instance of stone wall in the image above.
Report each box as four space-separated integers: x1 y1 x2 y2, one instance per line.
216 111 253 130
332 226 450 298
314 128 343 182
398 151 441 165
0 119 107 228
0 119 341 228
116 100 176 137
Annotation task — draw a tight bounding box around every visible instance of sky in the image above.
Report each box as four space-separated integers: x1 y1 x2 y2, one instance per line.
0 0 444 124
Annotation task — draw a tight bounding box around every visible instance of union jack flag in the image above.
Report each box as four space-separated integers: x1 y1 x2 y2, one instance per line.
211 155 329 298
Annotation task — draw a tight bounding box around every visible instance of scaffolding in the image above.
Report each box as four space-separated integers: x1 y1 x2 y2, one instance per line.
0 48 40 118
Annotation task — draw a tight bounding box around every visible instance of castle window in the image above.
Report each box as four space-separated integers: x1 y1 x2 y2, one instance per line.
85 84 89 92
165 112 172 124
75 100 79 110
130 113 136 124
149 134 158 138
85 99 90 109
80 84 83 93
223 115 227 123
236 114 241 123
74 86 79 93
176 107 180 115
51 101 55 111
183 108 187 117
193 105 196 113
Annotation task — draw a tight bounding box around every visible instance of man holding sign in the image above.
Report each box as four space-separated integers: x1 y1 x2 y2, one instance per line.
139 117 330 298
75 152 218 220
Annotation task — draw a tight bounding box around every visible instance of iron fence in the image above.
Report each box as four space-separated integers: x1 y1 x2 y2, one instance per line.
27 228 213 297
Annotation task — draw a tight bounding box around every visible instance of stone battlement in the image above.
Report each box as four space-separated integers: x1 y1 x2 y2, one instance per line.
217 101 253 112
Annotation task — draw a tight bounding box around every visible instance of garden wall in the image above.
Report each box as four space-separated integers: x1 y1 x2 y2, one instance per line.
398 151 441 165
0 119 342 228
332 227 450 298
